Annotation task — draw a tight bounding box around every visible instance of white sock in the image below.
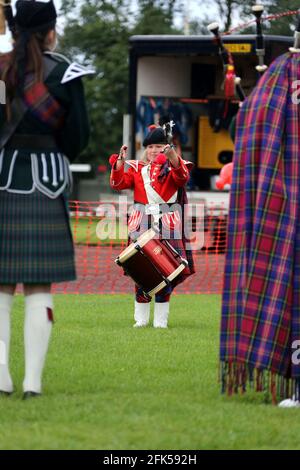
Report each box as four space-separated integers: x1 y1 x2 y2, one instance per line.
153 302 169 328
23 293 54 394
134 301 150 327
0 293 14 393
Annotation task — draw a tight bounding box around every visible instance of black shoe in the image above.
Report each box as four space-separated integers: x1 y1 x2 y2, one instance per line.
0 390 13 397
22 391 41 400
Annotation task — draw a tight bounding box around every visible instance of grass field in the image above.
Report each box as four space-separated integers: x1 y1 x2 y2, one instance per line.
71 218 127 245
1 294 299 450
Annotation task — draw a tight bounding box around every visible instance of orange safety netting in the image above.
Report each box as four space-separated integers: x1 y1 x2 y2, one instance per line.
53 200 228 295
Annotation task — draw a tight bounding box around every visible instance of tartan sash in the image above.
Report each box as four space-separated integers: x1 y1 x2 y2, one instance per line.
0 56 65 132
220 53 300 401
23 69 65 130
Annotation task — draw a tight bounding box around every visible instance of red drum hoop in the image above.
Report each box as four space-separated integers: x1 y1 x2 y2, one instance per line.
115 229 188 296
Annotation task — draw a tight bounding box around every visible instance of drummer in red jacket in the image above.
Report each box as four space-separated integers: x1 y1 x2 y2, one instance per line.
110 125 195 328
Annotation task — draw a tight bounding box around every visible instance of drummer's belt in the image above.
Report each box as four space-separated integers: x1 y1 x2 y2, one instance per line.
133 203 181 233
134 202 177 216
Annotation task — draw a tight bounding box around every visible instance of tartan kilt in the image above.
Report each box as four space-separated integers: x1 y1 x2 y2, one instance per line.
0 190 76 284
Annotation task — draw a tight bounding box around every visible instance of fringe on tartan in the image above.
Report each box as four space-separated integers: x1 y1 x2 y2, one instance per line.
220 362 300 404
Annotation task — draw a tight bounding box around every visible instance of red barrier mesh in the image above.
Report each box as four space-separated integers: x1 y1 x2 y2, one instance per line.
53 200 228 295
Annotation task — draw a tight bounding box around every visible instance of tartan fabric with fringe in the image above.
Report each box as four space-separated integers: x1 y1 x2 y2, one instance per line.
220 52 300 402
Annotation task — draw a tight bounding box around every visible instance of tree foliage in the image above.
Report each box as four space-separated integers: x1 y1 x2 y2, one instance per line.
262 0 300 35
199 0 299 34
59 0 180 163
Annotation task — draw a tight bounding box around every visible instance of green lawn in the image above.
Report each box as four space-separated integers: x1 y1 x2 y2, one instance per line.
71 218 127 245
1 294 299 450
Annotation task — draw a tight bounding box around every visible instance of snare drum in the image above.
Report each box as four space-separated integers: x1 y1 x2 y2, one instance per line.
115 229 188 296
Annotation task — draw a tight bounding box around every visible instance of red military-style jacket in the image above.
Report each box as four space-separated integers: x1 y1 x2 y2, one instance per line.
110 155 195 278
110 157 192 204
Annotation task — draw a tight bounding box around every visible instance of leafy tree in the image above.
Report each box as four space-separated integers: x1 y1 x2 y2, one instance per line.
59 1 130 163
197 0 299 35
132 0 181 35
59 0 180 163
262 1 300 36
199 0 254 31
